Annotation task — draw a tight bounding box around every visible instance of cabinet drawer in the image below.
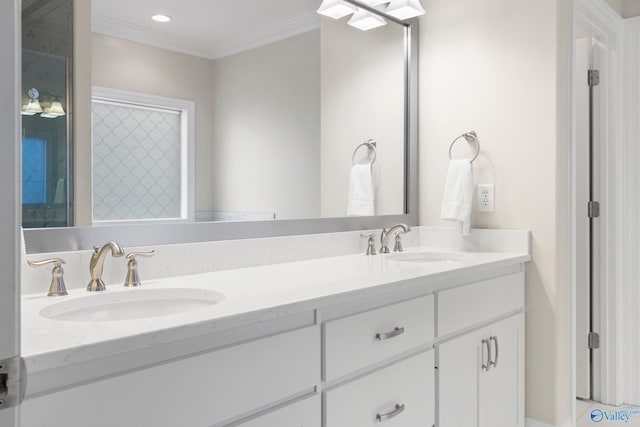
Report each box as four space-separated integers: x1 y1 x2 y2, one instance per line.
324 295 434 381
21 326 320 427
235 394 320 427
438 272 524 337
324 350 434 427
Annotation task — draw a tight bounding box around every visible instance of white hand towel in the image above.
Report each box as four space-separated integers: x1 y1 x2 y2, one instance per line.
440 159 474 236
347 164 375 216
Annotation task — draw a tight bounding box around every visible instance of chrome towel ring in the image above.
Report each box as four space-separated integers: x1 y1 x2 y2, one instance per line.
449 131 480 163
352 139 377 166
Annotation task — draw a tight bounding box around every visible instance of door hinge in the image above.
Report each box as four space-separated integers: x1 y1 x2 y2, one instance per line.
588 69 600 87
0 357 25 411
588 201 600 218
589 332 600 350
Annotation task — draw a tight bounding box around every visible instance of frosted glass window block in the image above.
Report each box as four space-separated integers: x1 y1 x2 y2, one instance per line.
92 101 182 221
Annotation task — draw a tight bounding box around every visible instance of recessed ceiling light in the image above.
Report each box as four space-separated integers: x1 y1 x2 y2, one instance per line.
151 14 172 23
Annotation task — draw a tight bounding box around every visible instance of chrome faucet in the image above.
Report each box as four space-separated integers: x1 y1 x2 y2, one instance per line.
87 242 124 292
380 224 411 253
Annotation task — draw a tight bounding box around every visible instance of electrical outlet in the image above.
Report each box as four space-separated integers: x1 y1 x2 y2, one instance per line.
477 184 495 212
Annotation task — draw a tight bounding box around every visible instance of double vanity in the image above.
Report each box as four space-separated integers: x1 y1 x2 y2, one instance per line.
19 227 529 427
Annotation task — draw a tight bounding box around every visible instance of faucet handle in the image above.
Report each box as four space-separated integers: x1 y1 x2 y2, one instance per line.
27 258 68 297
360 233 377 256
393 232 404 253
124 250 155 287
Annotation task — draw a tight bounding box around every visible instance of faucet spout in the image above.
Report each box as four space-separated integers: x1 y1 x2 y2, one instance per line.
380 224 411 254
87 242 124 292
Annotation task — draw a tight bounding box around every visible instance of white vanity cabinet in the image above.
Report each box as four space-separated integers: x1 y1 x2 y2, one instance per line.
321 295 436 427
233 395 321 427
437 273 525 427
21 326 321 427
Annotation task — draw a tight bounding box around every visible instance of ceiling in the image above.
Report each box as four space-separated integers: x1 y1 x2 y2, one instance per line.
91 0 321 59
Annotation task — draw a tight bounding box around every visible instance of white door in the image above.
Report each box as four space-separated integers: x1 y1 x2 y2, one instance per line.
0 0 22 426
479 315 525 427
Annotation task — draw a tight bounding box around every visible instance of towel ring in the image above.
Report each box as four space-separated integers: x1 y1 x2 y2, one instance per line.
449 131 480 163
352 139 377 166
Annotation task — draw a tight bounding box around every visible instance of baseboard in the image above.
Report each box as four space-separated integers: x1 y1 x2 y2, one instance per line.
526 418 573 427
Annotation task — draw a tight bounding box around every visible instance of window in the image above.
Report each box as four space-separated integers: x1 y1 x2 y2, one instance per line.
22 137 47 204
91 87 194 223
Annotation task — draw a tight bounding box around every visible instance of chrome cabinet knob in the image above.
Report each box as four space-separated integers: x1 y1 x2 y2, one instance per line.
27 258 68 297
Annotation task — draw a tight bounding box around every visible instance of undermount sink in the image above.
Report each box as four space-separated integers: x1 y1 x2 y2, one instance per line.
40 288 225 322
385 251 474 263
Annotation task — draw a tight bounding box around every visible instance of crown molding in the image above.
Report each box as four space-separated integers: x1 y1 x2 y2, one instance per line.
91 12 320 61
210 12 320 60
92 15 214 59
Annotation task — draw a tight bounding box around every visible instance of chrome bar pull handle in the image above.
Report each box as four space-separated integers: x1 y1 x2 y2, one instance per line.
490 336 499 368
482 338 492 371
376 403 405 422
375 327 405 341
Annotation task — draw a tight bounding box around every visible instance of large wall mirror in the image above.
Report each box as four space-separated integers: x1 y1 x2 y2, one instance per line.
22 0 418 252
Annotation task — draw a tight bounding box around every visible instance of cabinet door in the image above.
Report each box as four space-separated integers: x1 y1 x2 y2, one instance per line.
235 395 320 427
438 328 485 427
438 314 524 427
479 314 524 427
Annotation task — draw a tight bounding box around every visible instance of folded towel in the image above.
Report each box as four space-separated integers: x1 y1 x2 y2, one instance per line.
347 164 375 216
440 159 474 235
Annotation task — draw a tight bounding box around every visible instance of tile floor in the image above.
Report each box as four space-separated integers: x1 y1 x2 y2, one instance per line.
578 399 640 426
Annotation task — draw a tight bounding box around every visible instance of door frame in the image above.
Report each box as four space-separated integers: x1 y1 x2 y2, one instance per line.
623 16 640 406
0 0 23 425
572 0 625 408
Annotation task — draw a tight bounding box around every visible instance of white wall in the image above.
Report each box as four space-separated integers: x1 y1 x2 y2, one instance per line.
418 0 571 424
623 0 640 18
92 33 216 215
607 0 624 15
210 30 321 219
320 17 405 217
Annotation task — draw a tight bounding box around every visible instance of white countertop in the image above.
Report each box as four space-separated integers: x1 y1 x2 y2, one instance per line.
22 245 529 390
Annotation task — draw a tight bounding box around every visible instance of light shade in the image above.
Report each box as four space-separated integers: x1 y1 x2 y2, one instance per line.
385 0 425 19
151 14 172 23
22 99 43 116
348 8 387 31
41 100 66 118
317 0 357 19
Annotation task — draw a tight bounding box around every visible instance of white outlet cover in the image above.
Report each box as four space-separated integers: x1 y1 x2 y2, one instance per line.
477 184 495 212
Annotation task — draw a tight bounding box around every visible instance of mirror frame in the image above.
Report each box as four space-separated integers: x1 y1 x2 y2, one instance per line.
24 4 419 253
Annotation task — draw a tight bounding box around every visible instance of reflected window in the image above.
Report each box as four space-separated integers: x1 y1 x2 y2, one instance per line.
91 89 194 223
22 138 47 204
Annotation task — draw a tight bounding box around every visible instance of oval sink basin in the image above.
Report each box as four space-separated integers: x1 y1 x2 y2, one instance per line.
40 288 225 322
386 251 473 263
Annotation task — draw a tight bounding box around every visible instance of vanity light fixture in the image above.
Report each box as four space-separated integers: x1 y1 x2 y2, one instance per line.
151 14 172 23
317 0 358 19
385 0 426 19
22 88 43 116
41 99 66 119
348 8 387 31
318 0 424 31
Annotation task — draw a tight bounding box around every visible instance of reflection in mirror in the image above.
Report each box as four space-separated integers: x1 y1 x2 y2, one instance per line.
21 0 73 228
21 0 408 228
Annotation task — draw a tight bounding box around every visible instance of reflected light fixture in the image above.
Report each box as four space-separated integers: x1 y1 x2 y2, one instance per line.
348 8 387 31
317 0 357 19
41 98 66 119
151 14 172 23
22 88 43 116
385 0 426 19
